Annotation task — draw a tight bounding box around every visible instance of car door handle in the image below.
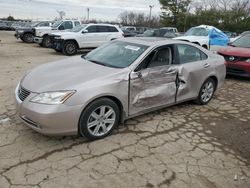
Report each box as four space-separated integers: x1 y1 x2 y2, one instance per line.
204 63 210 68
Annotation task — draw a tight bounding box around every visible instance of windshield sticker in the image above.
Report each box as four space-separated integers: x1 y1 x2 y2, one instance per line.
125 45 140 51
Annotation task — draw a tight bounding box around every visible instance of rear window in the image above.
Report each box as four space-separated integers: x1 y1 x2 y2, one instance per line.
108 26 118 32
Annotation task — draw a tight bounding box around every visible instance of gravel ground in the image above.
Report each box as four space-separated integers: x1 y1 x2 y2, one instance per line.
0 31 250 188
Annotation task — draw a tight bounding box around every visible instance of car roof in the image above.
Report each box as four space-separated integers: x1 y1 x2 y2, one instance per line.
117 37 186 47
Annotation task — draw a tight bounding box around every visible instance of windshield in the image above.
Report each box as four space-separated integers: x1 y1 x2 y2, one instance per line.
232 35 250 48
185 27 210 36
142 30 155 37
70 24 86 32
84 41 148 68
31 21 40 27
52 20 63 28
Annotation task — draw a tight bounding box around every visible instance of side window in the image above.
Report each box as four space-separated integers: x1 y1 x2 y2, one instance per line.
86 26 97 33
74 21 80 26
39 22 49 27
177 44 208 64
148 47 172 68
97 26 109 32
61 21 73 29
135 47 172 71
108 26 118 32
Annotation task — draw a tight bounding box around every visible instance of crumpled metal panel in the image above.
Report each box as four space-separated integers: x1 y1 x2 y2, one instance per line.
129 67 177 115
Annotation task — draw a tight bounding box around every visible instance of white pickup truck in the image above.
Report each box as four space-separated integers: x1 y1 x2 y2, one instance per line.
33 20 80 47
49 24 124 55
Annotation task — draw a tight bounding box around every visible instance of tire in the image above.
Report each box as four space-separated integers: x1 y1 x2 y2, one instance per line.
23 33 34 43
42 35 50 48
79 98 120 140
195 78 216 105
63 41 78 56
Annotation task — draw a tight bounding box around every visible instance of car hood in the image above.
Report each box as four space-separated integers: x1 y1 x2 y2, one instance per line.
174 35 208 42
50 31 76 37
21 56 125 93
16 26 32 30
218 46 250 57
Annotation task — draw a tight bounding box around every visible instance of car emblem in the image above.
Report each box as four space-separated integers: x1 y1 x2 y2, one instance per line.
229 56 235 62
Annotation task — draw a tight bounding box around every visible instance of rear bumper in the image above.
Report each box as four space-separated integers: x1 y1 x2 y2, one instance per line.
226 61 250 77
34 36 43 44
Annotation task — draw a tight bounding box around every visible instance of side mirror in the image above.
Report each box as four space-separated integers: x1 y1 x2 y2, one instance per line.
82 30 88 34
58 25 64 30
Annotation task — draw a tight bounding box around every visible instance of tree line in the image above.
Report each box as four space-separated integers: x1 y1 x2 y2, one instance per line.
159 0 250 33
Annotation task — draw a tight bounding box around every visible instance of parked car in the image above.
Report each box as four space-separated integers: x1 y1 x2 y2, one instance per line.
0 22 9 30
138 27 179 38
15 38 225 140
34 19 80 47
121 26 137 32
218 34 250 77
49 24 124 55
223 31 237 38
136 27 148 34
122 29 137 37
15 21 53 43
174 25 229 50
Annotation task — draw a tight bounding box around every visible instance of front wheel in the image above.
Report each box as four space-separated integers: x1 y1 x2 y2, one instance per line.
195 78 215 105
79 98 120 140
42 35 51 48
23 33 34 43
63 41 78 56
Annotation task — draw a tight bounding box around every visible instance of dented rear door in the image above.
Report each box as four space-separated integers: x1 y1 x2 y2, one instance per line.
129 65 177 116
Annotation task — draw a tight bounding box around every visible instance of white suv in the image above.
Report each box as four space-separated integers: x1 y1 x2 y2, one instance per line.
49 24 124 55
34 20 80 47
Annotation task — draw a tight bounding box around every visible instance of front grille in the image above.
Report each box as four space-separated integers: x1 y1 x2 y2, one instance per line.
223 55 249 63
18 87 31 101
227 67 246 74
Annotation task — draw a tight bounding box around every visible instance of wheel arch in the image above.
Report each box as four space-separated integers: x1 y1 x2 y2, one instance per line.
209 75 218 91
77 95 125 135
64 39 80 49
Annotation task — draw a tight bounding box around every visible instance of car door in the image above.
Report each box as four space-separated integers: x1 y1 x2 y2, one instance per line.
79 25 99 48
129 46 178 116
174 44 213 103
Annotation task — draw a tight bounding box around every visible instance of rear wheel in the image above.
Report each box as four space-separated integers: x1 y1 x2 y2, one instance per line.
63 41 78 56
79 98 120 140
23 33 34 43
195 78 215 105
42 35 50 48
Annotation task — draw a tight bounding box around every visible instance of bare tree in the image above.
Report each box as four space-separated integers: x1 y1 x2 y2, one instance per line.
57 10 66 19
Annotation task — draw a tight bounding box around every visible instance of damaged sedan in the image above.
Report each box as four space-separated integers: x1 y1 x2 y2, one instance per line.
15 38 226 140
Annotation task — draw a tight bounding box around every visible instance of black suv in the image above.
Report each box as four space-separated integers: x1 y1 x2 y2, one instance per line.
15 21 53 43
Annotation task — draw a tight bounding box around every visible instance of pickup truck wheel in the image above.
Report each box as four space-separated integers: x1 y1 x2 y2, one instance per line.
42 35 51 48
63 41 78 56
23 33 34 43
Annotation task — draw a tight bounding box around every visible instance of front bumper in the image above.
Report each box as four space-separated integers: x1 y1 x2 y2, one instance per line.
50 36 64 50
15 85 81 136
226 61 250 78
34 36 43 44
15 32 24 39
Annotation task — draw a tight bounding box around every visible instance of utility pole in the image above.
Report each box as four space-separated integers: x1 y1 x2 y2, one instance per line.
149 5 154 27
87 8 90 22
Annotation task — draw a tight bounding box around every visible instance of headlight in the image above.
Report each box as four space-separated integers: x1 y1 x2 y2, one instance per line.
30 91 76 105
18 30 24 33
246 59 250 63
54 36 61 39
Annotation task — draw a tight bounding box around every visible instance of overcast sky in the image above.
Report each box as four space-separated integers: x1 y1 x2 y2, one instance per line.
0 0 161 21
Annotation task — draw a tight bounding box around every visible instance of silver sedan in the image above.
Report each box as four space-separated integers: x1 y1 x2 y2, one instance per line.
15 38 226 140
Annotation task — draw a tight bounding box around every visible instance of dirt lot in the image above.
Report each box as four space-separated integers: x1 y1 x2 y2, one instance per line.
0 31 250 188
